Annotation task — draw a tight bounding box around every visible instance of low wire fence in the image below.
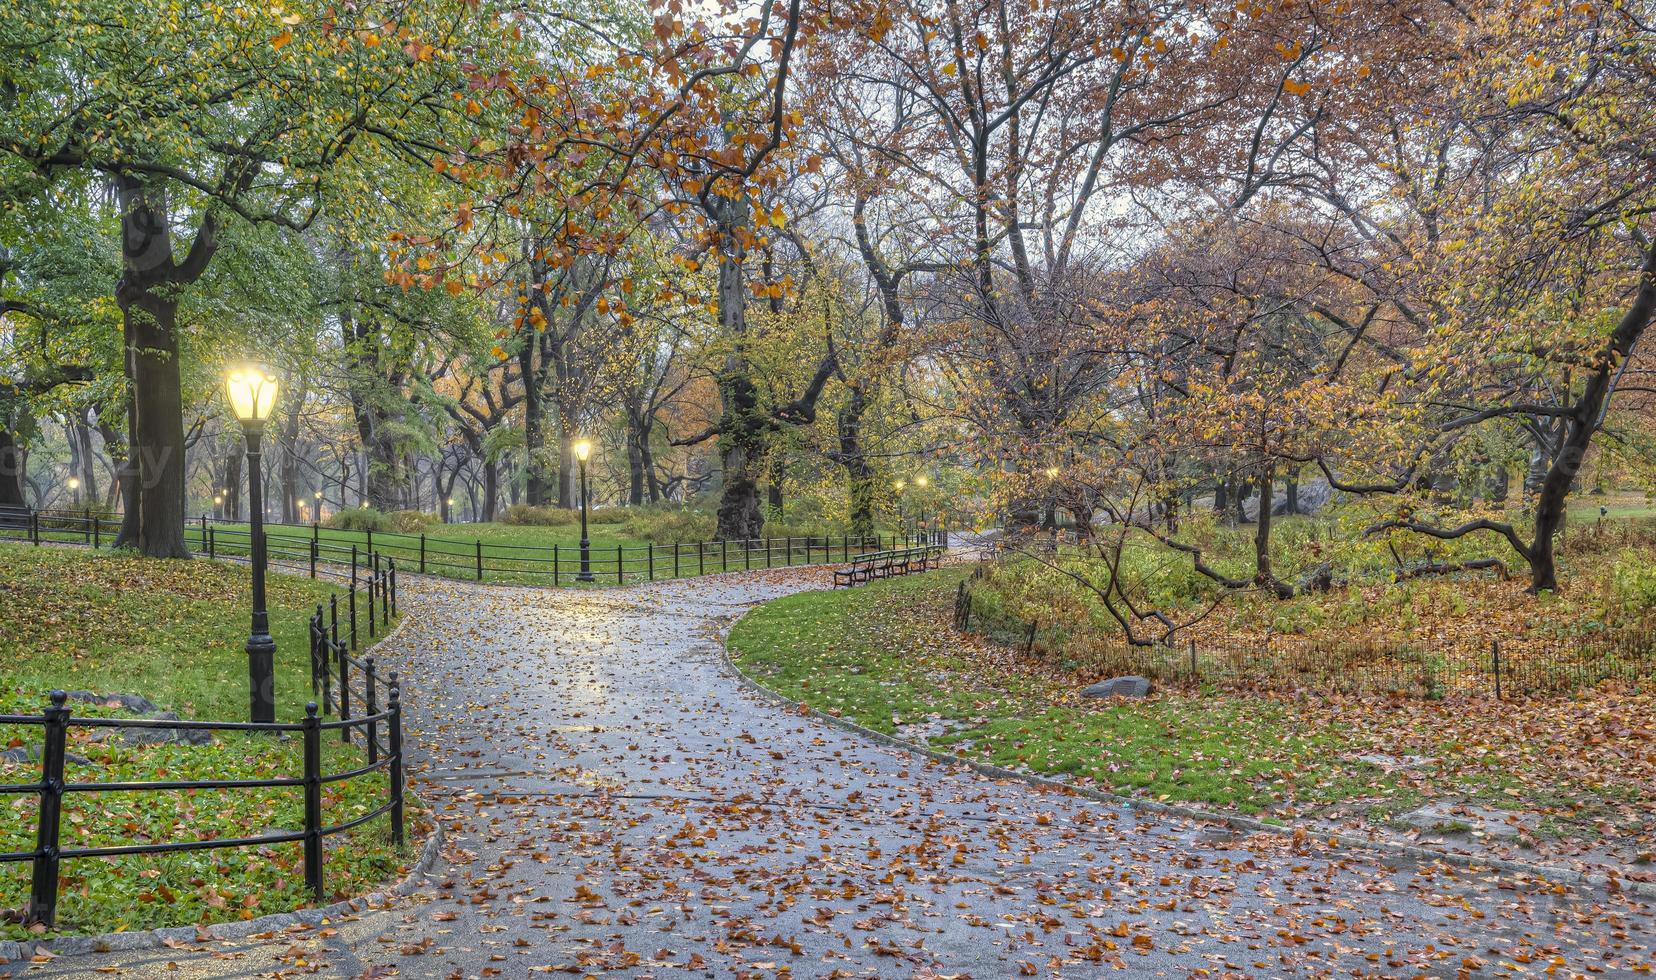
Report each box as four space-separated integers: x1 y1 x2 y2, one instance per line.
952 576 1656 699
0 507 946 585
0 564 406 929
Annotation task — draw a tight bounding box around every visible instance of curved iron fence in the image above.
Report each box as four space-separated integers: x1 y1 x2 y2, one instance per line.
0 507 946 585
0 524 407 929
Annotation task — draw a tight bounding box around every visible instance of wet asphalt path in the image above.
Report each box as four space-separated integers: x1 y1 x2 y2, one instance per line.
20 570 1655 978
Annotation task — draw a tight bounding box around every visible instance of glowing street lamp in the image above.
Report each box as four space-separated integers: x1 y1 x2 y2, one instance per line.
913 475 931 545
574 439 594 582
225 366 279 723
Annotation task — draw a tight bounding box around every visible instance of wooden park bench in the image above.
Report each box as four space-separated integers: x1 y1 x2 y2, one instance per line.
833 545 943 588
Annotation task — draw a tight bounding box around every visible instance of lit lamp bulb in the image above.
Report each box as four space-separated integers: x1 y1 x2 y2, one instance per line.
573 440 593 463
224 367 279 429
67 477 80 491
915 475 928 488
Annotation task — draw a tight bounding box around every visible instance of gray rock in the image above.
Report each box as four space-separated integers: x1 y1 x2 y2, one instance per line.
1396 802 1534 839
0 745 94 766
1355 753 1437 770
64 691 163 715
119 711 214 747
1080 675 1153 699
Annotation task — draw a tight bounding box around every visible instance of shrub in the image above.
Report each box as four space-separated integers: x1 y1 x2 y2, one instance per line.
325 506 388 532
501 504 576 527
387 509 442 533
624 508 715 544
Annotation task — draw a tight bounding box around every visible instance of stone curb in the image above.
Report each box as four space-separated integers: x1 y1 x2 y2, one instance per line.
714 609 1656 901
0 595 437 964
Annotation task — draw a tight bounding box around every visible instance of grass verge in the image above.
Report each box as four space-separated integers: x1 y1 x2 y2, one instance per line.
0 544 408 938
727 568 1656 870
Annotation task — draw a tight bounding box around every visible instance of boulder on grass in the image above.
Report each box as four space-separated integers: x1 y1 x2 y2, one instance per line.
1080 675 1153 699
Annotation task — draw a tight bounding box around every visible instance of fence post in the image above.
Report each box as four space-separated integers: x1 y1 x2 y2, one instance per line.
207 526 215 560
366 561 377 640
201 513 208 548
388 673 405 848
765 537 772 568
617 544 624 584
309 537 318 578
30 509 39 545
420 533 427 574
648 543 655 581
348 579 358 652
364 656 379 766
476 539 483 581
744 538 751 570
301 702 324 902
553 544 560 586
843 535 849 562
389 558 397 618
93 512 100 550
83 508 91 545
338 636 352 742
1189 639 1198 679
311 605 324 696
26 690 69 928
721 539 728 572
698 540 705 576
351 544 359 585
674 542 681 578
366 527 373 557
1492 640 1502 699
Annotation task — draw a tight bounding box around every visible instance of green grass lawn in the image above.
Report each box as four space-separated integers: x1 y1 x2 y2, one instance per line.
725 570 1655 858
179 519 907 587
0 544 407 937
726 569 1363 814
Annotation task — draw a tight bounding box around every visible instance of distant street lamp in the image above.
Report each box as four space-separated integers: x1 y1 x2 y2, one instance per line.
67 477 80 508
225 366 279 724
914 475 929 545
574 439 594 582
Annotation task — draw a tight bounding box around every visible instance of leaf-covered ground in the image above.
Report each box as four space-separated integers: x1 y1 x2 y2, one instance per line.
728 567 1656 879
28 568 1655 979
0 544 410 938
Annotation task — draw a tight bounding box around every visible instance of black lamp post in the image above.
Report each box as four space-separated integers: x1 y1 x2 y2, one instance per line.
914 475 929 546
574 439 594 582
227 367 279 723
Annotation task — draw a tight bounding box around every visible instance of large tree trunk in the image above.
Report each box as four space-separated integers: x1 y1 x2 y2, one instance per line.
517 335 550 506
0 424 25 509
482 458 499 522
712 202 766 541
341 305 409 511
625 407 647 506
766 451 784 515
836 386 876 537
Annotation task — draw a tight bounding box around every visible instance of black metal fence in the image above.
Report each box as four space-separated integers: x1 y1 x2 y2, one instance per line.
0 508 948 586
953 577 1656 699
0 533 407 930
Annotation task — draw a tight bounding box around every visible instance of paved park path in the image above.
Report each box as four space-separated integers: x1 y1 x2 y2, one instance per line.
26 570 1655 978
